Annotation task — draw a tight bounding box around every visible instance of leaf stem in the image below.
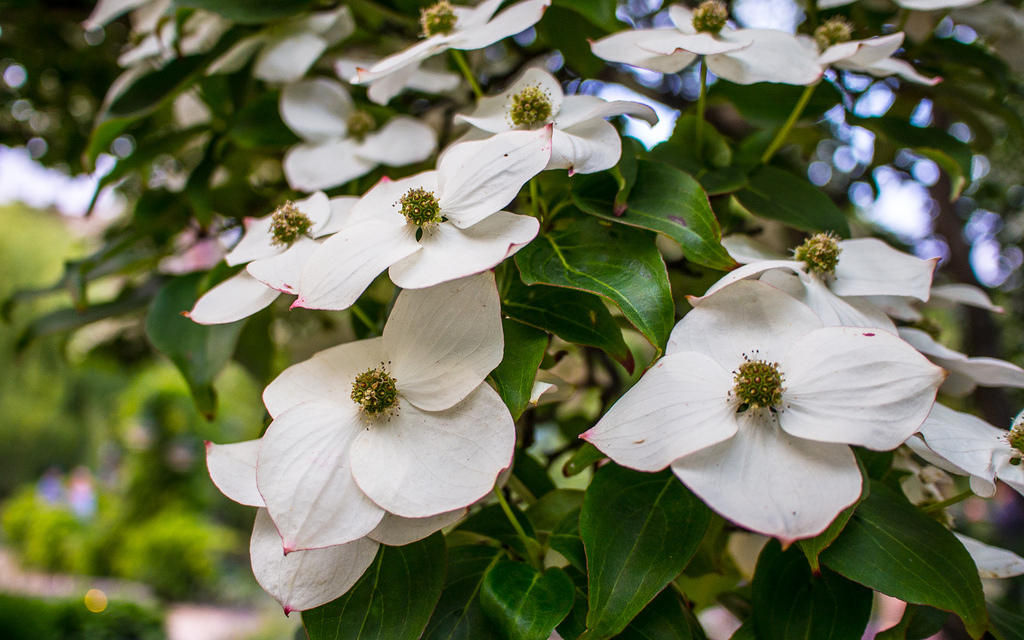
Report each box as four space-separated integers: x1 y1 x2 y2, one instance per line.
493 487 542 568
922 489 974 514
450 49 483 98
696 58 708 161
760 82 817 165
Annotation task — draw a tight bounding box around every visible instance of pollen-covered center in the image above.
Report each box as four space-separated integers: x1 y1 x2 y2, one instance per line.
351 365 399 416
508 85 553 127
398 187 443 226
1007 424 1024 465
269 202 313 247
692 0 729 34
733 358 784 410
420 0 458 37
814 17 853 51
794 232 842 276
346 110 376 141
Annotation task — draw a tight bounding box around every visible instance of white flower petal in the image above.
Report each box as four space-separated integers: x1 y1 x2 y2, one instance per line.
917 403 1003 494
389 212 538 290
955 533 1024 579
438 128 552 228
206 439 264 507
898 328 1024 396
225 216 278 266
187 271 280 325
780 327 944 450
554 95 658 129
669 279 823 369
672 412 862 542
297 191 332 235
263 337 386 418
320 196 359 236
350 385 515 518
250 509 379 614
279 78 352 142
365 62 419 105
591 29 699 73
823 33 903 67
457 67 564 133
454 0 504 29
582 352 738 472
350 172 438 222
640 31 751 57
694 259 804 300
253 32 328 83
930 283 1004 313
549 120 622 175
367 509 467 546
831 239 936 301
83 0 148 30
786 273 897 332
448 0 551 50
667 4 696 32
384 271 504 411
283 139 378 192
708 29 823 86
208 35 266 76
247 237 319 295
296 218 420 311
258 401 386 550
896 0 983 10
354 38 451 85
860 57 942 86
857 294 923 322
356 117 438 166
720 235 789 264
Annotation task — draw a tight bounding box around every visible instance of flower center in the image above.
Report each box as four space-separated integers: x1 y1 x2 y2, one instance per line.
351 365 399 416
733 358 784 410
794 232 842 276
508 85 553 127
814 17 853 51
398 187 443 226
420 0 458 37
1007 422 1024 466
269 202 313 247
692 0 729 34
346 110 376 141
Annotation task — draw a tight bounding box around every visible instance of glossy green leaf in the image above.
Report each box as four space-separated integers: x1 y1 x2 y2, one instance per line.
107 53 213 120
797 500 858 574
572 160 736 271
735 166 850 236
423 546 504 640
728 622 757 640
821 482 987 638
513 450 556 502
503 277 633 372
488 319 549 420
614 587 702 640
875 605 948 640
174 0 316 23
652 114 733 170
457 503 536 558
303 533 446 640
145 274 245 418
228 91 301 149
525 489 584 539
550 509 586 573
579 465 711 639
552 0 620 31
480 562 575 640
515 214 674 350
752 541 872 640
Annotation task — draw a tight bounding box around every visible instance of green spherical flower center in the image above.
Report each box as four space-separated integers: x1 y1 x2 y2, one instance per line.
398 187 443 226
346 110 376 141
814 17 853 51
351 365 399 416
508 85 553 127
794 232 842 276
692 0 729 34
733 358 784 410
1008 424 1024 457
421 0 458 37
269 202 313 247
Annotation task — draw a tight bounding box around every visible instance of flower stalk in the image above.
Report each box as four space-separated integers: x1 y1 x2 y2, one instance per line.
450 49 483 98
760 82 817 164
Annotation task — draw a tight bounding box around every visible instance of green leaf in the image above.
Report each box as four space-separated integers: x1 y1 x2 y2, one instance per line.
457 504 536 558
85 116 134 168
550 509 586 572
579 465 711 639
107 53 214 120
488 319 549 420
988 601 1024 640
710 82 842 128
728 622 757 640
734 166 850 236
652 114 733 170
875 605 948 640
503 277 633 372
228 91 301 149
480 562 575 640
752 541 872 640
572 160 736 271
423 545 504 640
145 274 245 418
303 533 447 640
797 500 858 574
515 214 674 350
525 489 584 537
562 443 605 477
513 450 557 502
821 482 988 638
535 7 605 77
614 587 702 640
552 0 620 31
174 0 316 23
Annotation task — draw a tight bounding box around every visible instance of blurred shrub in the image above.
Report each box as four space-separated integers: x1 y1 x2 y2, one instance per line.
0 593 164 640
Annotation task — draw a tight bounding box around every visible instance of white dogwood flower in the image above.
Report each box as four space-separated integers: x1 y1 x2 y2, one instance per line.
187 192 354 324
255 273 513 551
335 55 461 106
590 2 822 85
701 233 936 330
455 67 657 175
582 279 944 541
294 127 549 311
206 440 463 612
207 6 354 83
351 0 552 103
279 78 437 192
912 403 1024 498
898 328 1024 397
812 21 940 85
